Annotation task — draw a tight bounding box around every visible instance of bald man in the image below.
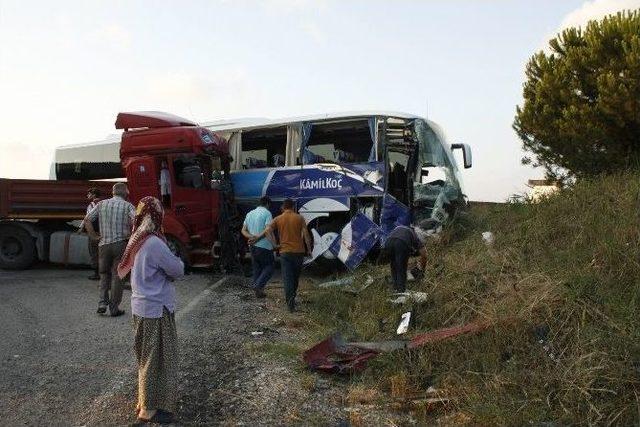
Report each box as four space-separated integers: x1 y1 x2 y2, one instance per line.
85 183 135 317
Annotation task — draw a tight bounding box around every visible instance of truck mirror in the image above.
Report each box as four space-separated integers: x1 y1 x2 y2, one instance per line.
451 143 472 169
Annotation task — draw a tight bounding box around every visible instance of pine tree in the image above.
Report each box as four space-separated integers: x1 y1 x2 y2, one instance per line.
514 10 640 181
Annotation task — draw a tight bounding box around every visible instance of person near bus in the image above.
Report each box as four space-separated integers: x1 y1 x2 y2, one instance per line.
79 187 102 281
384 224 428 292
85 182 135 317
261 199 312 312
116 196 184 425
241 196 276 299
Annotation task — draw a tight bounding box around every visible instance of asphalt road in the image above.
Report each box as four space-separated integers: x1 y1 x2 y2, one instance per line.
0 266 214 426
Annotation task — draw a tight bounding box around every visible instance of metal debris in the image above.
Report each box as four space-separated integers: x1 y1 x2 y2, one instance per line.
389 291 428 305
304 319 493 374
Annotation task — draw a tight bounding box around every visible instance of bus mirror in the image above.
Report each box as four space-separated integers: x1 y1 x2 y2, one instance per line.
451 143 472 169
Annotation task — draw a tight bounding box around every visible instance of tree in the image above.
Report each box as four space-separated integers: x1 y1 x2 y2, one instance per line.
513 10 640 182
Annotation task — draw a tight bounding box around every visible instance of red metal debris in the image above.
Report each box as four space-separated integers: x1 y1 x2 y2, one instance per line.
302 333 379 375
408 320 492 349
304 320 492 374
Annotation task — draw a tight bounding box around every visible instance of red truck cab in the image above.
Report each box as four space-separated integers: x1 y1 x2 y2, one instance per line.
117 111 230 266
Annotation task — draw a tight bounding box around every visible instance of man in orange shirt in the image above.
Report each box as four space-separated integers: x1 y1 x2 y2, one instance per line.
262 199 312 312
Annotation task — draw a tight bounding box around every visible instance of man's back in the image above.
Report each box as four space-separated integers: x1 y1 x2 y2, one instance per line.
91 196 135 246
271 210 306 253
387 225 420 253
244 206 273 250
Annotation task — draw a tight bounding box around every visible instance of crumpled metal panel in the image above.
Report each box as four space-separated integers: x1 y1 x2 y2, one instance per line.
302 333 379 375
328 213 383 270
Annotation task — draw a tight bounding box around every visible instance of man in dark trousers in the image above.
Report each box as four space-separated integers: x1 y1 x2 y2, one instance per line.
261 199 312 312
85 183 135 317
241 196 276 299
79 187 102 280
384 223 428 292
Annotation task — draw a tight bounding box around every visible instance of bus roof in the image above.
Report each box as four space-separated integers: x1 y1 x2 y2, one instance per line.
202 111 423 132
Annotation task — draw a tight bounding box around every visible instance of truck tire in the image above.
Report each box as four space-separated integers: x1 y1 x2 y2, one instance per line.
0 225 36 270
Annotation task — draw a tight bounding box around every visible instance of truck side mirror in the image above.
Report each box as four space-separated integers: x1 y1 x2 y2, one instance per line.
451 143 472 169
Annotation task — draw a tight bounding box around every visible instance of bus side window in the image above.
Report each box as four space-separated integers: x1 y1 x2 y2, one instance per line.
304 120 372 165
241 127 287 169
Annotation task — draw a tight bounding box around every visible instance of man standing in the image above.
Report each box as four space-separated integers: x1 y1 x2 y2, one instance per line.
241 196 275 299
85 183 135 317
263 199 311 312
384 224 428 292
79 187 101 281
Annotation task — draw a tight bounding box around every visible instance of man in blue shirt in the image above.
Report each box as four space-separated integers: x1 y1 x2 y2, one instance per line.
241 197 276 298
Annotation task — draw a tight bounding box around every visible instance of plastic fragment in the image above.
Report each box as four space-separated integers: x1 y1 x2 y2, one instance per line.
397 312 412 334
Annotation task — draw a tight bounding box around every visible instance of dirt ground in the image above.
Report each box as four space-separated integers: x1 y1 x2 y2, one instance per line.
0 266 416 426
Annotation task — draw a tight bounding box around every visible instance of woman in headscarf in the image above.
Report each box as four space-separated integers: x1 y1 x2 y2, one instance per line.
117 196 184 424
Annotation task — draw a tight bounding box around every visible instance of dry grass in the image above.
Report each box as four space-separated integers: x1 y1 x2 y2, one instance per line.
347 386 382 404
304 172 640 425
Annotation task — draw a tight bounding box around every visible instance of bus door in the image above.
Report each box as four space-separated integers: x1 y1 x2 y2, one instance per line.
382 117 418 207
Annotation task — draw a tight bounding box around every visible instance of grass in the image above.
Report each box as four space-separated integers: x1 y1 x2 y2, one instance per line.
303 171 640 425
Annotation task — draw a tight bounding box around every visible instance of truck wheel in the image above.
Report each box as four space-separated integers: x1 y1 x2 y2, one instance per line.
0 226 36 270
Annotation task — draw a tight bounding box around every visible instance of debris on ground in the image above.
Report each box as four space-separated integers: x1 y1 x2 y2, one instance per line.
304 319 493 374
396 312 412 334
389 291 428 305
317 274 375 294
302 333 379 374
317 277 353 288
408 320 492 349
481 231 495 245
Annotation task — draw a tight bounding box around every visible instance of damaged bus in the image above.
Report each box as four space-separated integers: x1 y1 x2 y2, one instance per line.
205 112 472 269
51 111 471 271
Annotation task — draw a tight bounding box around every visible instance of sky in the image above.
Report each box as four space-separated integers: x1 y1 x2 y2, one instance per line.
0 0 638 201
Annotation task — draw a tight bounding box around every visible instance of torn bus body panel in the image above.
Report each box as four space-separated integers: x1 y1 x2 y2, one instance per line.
328 214 383 270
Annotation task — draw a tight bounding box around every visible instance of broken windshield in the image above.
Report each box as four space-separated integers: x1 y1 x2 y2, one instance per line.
413 119 463 222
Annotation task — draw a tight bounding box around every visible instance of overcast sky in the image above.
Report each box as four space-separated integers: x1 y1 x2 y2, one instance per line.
0 0 638 201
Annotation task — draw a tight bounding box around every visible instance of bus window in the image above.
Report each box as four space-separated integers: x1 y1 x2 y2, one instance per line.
304 120 373 165
241 127 287 169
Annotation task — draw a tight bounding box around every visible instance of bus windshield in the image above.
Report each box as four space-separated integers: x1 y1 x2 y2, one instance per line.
413 119 463 222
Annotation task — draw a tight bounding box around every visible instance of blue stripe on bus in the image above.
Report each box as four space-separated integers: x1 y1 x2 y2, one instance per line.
230 170 272 198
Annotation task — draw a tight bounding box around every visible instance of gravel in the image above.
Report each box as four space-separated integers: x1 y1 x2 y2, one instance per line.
0 267 414 426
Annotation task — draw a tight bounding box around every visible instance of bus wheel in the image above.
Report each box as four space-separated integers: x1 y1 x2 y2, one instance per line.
0 226 36 270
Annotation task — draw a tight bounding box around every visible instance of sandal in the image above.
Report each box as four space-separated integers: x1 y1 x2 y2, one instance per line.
137 409 174 424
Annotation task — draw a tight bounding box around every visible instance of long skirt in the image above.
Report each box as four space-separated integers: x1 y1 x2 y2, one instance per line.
133 308 178 413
